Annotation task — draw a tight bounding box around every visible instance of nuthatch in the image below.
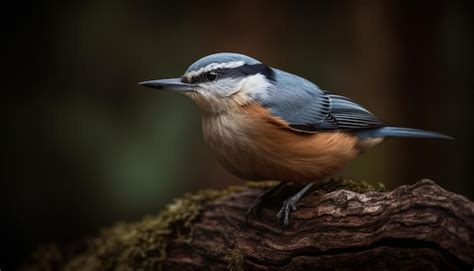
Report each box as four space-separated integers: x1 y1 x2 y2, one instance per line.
140 52 451 226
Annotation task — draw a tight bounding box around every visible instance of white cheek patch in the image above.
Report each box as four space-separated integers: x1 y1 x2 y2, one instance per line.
232 73 272 101
199 74 270 99
186 73 272 113
207 78 242 96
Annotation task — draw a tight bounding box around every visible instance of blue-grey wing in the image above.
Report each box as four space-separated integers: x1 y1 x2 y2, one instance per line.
258 69 385 132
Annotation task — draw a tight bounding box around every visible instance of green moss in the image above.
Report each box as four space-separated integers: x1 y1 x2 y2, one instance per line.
247 178 384 195
246 180 280 189
377 182 386 192
224 249 245 271
23 185 246 271
307 178 384 196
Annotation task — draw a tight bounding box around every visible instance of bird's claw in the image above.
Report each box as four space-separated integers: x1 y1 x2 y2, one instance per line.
276 182 314 227
245 182 286 224
276 196 299 227
245 198 262 223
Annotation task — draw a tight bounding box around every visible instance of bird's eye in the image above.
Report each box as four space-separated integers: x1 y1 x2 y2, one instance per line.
206 71 218 81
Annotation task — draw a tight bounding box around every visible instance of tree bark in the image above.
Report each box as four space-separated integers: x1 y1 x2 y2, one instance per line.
22 179 474 271
163 179 473 270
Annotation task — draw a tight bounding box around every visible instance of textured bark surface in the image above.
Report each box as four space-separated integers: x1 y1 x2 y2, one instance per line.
22 179 474 271
163 180 473 270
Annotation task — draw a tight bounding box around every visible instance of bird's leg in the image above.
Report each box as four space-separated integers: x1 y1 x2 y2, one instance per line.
276 182 314 227
246 182 286 223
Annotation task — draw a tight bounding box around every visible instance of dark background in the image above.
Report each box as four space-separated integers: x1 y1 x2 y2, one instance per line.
3 0 473 269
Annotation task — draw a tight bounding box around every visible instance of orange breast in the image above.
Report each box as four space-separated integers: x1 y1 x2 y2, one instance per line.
202 103 361 183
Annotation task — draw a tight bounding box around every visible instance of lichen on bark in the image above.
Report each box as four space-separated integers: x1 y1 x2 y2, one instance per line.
224 249 245 271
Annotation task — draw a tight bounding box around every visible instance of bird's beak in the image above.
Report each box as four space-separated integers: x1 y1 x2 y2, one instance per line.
138 78 194 92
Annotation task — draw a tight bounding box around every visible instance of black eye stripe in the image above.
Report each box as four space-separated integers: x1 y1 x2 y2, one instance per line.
232 63 275 81
187 71 217 84
188 64 275 84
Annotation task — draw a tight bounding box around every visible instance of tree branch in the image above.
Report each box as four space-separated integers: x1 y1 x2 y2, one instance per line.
22 179 474 271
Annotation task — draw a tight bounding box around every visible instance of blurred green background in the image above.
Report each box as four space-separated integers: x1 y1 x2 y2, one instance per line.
3 0 473 268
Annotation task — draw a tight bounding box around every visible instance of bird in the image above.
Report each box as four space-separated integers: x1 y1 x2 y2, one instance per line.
139 52 451 226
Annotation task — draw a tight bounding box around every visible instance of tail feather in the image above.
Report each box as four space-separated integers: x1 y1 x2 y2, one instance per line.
357 126 453 140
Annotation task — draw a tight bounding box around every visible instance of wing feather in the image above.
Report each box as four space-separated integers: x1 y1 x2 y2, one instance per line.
258 69 386 132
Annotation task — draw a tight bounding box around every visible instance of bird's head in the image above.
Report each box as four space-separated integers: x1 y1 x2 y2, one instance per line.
139 53 275 113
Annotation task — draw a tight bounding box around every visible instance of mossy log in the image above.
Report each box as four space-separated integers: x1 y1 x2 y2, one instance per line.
22 179 474 271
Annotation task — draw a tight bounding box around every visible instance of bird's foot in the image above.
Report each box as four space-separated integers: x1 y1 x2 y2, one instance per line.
246 182 285 223
276 197 298 227
246 198 262 223
276 182 314 227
